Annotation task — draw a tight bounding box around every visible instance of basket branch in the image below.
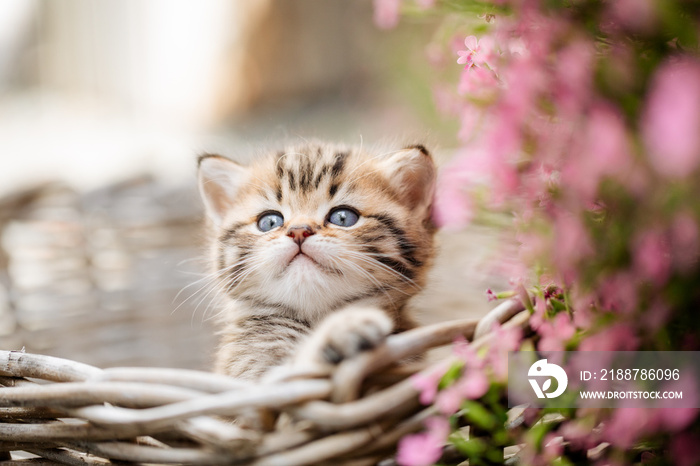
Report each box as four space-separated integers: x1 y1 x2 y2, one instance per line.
0 299 532 465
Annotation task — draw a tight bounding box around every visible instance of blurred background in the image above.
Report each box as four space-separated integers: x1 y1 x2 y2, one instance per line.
0 0 506 370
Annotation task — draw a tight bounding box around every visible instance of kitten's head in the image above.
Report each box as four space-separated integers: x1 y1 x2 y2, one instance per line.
198 142 437 323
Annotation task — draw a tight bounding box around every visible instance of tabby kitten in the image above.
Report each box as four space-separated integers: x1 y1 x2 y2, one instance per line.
197 142 437 380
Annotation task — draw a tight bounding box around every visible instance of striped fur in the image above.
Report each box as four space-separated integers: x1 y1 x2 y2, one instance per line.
198 141 437 380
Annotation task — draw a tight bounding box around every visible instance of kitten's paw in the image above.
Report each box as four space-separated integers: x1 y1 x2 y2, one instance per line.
295 306 393 367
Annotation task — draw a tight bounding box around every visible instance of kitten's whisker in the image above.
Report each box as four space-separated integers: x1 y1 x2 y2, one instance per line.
172 279 220 316
194 261 261 321
331 255 402 308
193 259 264 322
193 280 229 325
349 259 414 298
202 306 228 323
191 282 221 328
343 250 421 290
183 281 219 325
221 257 267 295
172 260 245 305
175 255 263 322
175 257 206 267
341 257 419 300
174 270 228 303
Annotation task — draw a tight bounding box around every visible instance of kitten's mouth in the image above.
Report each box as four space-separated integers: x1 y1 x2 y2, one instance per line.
289 252 319 266
288 251 343 276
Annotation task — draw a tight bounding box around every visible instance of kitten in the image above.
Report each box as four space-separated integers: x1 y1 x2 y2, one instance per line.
197 141 437 380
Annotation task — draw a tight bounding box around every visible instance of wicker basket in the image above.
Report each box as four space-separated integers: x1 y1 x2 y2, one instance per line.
0 299 527 465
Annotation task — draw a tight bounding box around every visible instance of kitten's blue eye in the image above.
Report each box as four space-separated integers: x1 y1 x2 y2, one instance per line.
257 212 284 232
328 208 359 227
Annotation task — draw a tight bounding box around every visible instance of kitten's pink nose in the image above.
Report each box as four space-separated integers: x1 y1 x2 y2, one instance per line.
287 225 315 245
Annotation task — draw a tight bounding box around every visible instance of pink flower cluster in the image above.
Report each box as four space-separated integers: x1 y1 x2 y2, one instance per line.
396 417 449 466
642 59 700 178
430 1 700 356
603 372 699 449
400 326 522 465
376 0 700 463
396 417 450 466
433 13 700 296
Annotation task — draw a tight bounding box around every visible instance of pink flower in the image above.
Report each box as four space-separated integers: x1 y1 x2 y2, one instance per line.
571 290 594 329
457 106 481 142
640 299 671 330
553 214 594 273
517 231 547 271
656 407 700 433
484 125 521 206
500 56 545 123
432 172 473 230
373 0 401 29
610 0 658 33
486 289 498 302
579 324 639 352
599 271 638 313
432 148 492 230
488 322 523 379
412 365 446 405
604 404 656 449
560 419 597 450
671 433 700 466
587 104 632 176
457 35 496 69
436 385 463 414
562 104 633 201
537 313 576 352
554 41 594 115
396 417 448 466
671 212 700 273
452 336 479 364
633 228 671 286
396 432 443 466
656 374 699 431
530 296 547 330
425 416 450 439
458 66 499 97
543 433 564 460
642 58 700 178
458 367 489 399
457 53 473 67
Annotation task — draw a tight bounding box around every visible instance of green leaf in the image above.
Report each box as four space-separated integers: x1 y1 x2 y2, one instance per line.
527 422 555 451
462 400 497 430
440 361 464 389
450 432 487 458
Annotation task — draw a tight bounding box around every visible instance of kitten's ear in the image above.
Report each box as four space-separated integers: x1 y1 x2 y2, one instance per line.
380 144 436 212
198 154 250 226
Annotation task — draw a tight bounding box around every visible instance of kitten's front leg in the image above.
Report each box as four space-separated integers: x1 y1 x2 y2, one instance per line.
215 315 310 380
293 305 394 369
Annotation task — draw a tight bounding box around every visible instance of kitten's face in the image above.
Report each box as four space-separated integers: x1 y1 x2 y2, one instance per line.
198 143 436 322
